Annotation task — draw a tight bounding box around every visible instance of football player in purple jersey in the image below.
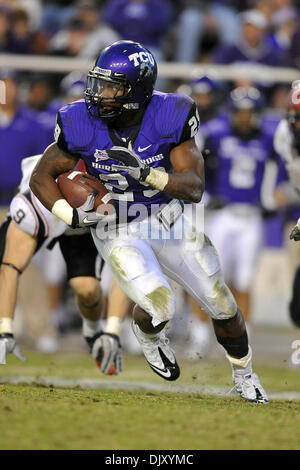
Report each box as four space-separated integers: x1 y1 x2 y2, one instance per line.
204 87 278 327
30 40 268 403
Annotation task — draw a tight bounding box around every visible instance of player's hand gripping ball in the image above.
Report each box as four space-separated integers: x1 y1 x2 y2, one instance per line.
57 171 115 228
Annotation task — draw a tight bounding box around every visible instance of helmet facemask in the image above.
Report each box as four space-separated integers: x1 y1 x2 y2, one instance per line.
85 69 131 120
85 66 151 122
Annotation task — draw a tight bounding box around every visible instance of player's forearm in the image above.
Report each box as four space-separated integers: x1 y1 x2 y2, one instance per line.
164 171 204 203
145 168 204 203
29 143 78 219
30 170 64 211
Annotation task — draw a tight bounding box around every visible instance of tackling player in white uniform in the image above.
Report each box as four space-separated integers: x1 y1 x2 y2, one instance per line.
274 82 300 327
0 154 126 374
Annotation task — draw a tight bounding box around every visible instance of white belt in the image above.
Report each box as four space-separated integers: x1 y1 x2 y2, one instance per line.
155 199 184 231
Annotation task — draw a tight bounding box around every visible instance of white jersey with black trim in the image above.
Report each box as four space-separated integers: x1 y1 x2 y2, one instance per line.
274 118 297 164
10 155 67 241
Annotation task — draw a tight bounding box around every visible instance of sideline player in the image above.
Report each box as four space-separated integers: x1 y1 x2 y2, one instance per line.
0 154 125 374
274 82 300 327
204 87 276 326
30 40 268 403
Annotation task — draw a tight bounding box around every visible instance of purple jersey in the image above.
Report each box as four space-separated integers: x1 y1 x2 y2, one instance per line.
0 106 50 205
196 112 230 195
55 91 198 221
196 111 229 147
204 125 276 205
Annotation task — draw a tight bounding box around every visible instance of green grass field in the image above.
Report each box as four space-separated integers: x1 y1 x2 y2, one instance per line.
0 350 299 450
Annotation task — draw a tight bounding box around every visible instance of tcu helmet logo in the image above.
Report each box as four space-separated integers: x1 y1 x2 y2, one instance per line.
94 149 109 161
128 51 155 67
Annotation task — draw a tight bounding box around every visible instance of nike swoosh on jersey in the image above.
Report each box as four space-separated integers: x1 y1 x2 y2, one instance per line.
138 144 152 152
148 363 172 378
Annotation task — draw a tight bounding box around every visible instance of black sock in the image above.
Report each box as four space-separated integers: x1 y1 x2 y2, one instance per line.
216 330 249 358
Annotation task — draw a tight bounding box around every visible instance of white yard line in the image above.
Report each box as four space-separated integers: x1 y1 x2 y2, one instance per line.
0 376 299 400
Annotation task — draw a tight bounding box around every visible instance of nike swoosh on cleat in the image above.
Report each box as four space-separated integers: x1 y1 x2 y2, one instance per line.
138 144 152 152
149 363 172 378
83 217 98 225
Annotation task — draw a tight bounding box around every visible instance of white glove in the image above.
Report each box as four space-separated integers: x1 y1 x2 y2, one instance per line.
88 332 123 375
0 333 26 364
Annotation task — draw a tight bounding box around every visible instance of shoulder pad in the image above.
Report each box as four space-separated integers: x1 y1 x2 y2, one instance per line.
56 100 96 154
151 92 198 143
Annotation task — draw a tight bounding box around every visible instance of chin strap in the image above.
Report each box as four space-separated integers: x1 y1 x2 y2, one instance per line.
1 262 22 275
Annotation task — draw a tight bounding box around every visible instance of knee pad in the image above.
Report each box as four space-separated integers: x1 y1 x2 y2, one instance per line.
110 245 176 327
208 279 237 320
145 285 176 327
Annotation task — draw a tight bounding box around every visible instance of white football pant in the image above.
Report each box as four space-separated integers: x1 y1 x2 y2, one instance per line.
91 203 237 328
206 204 263 292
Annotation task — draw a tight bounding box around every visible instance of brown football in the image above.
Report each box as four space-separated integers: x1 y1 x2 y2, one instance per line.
57 171 114 214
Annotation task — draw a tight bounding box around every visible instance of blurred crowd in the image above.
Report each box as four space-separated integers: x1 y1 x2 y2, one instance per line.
1 0 300 356
0 1 300 65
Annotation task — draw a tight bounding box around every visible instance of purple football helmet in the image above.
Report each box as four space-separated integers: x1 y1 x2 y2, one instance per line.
85 40 157 121
229 87 264 138
229 86 263 112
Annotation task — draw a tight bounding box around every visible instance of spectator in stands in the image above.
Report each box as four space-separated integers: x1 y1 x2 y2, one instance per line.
266 3 298 58
0 6 10 52
35 71 87 142
175 1 241 63
213 9 287 102
0 69 49 221
16 0 43 33
48 1 119 58
41 0 76 35
0 5 48 55
290 22 300 69
48 16 90 57
102 0 172 53
76 1 120 58
102 0 173 89
26 75 54 112
214 9 284 68
6 8 36 54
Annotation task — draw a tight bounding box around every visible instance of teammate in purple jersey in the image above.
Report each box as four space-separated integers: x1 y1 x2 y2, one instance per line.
205 87 276 207
30 40 268 403
189 76 229 199
204 87 278 325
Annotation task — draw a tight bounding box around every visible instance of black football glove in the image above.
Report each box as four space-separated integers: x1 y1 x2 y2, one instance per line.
106 143 151 182
85 331 123 375
290 223 300 241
